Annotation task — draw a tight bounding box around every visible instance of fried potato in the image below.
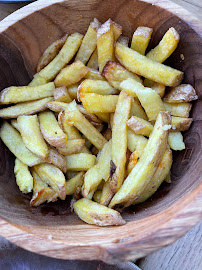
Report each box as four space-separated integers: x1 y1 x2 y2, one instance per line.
30 187 57 207
163 102 192 118
17 115 49 159
127 129 148 154
144 78 165 98
30 33 83 85
14 158 33 193
109 111 171 208
93 190 102 203
66 153 96 171
127 150 139 175
94 112 110 123
165 171 171 183
84 68 105 81
97 19 115 72
73 198 126 226
65 172 85 195
168 131 185 150
163 84 198 103
75 18 100 64
34 163 66 200
87 48 98 69
55 60 88 87
46 147 67 173
0 97 52 119
39 111 67 148
80 93 119 113
10 119 20 132
112 21 122 41
130 98 148 120
110 91 132 192
99 180 114 206
77 105 102 125
0 121 43 166
171 116 193 131
37 34 68 72
116 42 183 87
57 139 85 155
127 116 153 137
117 35 129 46
67 84 78 100
120 78 165 121
54 86 73 103
0 82 54 105
31 169 48 191
146 27 180 63
131 26 153 55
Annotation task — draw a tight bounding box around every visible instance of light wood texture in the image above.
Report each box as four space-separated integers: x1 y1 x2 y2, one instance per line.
0 0 201 264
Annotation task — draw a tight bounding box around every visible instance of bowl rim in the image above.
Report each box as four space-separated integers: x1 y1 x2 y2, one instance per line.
0 0 201 263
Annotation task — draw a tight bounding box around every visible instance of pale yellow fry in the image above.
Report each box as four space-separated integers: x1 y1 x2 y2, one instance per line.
45 147 67 173
127 129 148 155
171 116 193 131
14 158 33 193
163 102 192 118
100 180 114 206
30 187 57 207
54 86 73 103
67 84 79 100
31 169 48 192
57 139 85 155
93 190 102 203
112 21 122 41
84 68 105 81
163 84 198 103
130 98 148 120
117 35 129 46
10 119 20 132
144 78 165 98
168 131 185 151
65 172 85 195
127 150 139 175
87 48 99 69
95 112 110 123
127 116 153 137
131 26 153 55
66 153 96 171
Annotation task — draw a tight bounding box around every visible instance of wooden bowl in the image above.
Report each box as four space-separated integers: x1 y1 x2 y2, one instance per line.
0 0 201 263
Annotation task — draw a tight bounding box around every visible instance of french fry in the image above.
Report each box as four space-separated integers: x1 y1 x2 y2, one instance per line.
0 82 54 104
37 34 68 72
163 84 198 103
163 102 192 118
87 48 98 69
39 111 67 148
110 91 132 192
165 171 171 183
66 171 78 180
99 180 114 206
31 169 48 191
55 60 88 87
65 172 85 195
131 26 153 55
112 21 122 41
30 33 83 85
46 147 67 173
109 111 171 208
168 131 185 150
73 198 126 226
17 115 49 159
77 105 102 125
171 116 193 131
116 42 183 87
54 86 73 103
84 68 105 81
120 78 165 121
80 93 119 113
57 139 85 155
66 153 96 171
102 61 142 90
146 27 180 63
127 150 139 175
75 18 100 64
0 97 52 119
10 119 20 132
93 190 102 203
0 121 43 166
94 112 110 123
144 78 165 98
34 163 66 200
130 98 148 120
127 129 148 154
127 116 153 137
14 158 33 193
117 35 129 46
97 19 115 72
67 84 78 100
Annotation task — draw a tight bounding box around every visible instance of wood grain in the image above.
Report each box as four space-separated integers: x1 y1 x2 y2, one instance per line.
0 0 201 263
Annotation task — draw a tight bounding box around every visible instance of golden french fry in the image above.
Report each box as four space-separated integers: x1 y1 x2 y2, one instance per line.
66 153 96 171
99 180 114 206
31 187 57 207
171 116 193 131
163 84 198 103
14 158 33 193
67 84 78 100
0 97 52 119
127 116 153 137
144 78 165 98
65 172 85 195
109 111 171 208
127 129 148 154
127 150 139 175
31 169 48 191
93 190 102 203
168 131 185 150
57 139 85 155
131 26 153 55
37 34 68 72
17 115 49 159
130 98 148 120
87 48 98 69
163 102 192 118
116 42 183 87
0 121 43 166
84 68 105 81
77 105 102 125
54 86 73 103
94 112 110 123
45 147 67 173
73 198 126 226
110 91 132 192
112 21 122 41
10 119 20 132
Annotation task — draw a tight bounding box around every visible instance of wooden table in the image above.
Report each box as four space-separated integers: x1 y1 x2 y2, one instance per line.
0 1 201 269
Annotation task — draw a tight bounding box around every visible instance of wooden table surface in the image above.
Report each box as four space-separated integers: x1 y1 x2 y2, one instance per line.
0 1 201 269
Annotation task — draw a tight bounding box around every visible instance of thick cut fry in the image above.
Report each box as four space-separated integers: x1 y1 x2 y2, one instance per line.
34 163 66 200
0 121 43 166
171 116 193 131
120 78 165 121
109 111 171 208
14 158 33 193
163 84 198 103
65 172 85 195
75 18 100 64
39 111 67 148
127 129 148 155
54 86 73 103
57 139 85 155
17 115 49 159
117 35 129 46
163 102 192 118
100 180 114 206
82 140 112 197
87 48 98 69
32 169 48 192
10 119 20 132
77 105 102 125
46 147 67 173
131 26 153 55
168 131 185 150
127 116 153 137
55 61 88 87
144 78 165 98
110 91 132 192
67 84 78 100
130 98 148 120
0 97 52 119
93 191 102 203
80 93 119 113
73 198 126 226
134 149 172 204
84 68 105 81
31 187 57 207
37 34 68 72
146 27 180 63
95 112 109 123
97 19 115 72
30 33 83 85
66 153 96 171
127 150 139 175
0 82 54 105
112 21 122 41
116 43 183 87
165 172 171 183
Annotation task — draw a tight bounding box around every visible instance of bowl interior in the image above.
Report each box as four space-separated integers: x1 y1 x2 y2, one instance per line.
0 0 201 254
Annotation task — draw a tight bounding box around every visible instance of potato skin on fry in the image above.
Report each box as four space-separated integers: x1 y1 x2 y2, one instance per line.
163 84 198 103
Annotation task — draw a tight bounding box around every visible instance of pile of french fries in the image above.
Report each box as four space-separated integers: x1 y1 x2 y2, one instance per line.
0 18 198 226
